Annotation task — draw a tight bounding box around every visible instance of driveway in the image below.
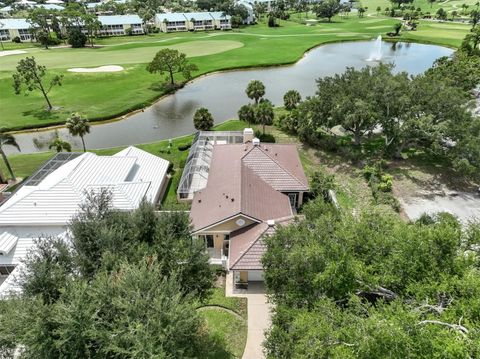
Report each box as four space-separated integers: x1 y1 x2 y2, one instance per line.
226 273 272 359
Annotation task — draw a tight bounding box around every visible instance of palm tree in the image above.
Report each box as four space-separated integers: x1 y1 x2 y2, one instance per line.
283 90 302 110
66 113 90 152
255 99 274 135
246 80 266 105
49 132 72 153
238 104 256 125
0 131 20 180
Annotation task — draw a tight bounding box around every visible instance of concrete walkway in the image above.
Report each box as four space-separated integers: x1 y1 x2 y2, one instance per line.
226 272 272 359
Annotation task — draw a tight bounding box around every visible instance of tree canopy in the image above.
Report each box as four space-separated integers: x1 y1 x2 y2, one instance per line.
314 0 342 22
263 199 480 358
246 79 266 104
291 58 479 179
147 48 198 86
66 113 90 152
193 107 214 131
0 191 214 356
12 57 63 111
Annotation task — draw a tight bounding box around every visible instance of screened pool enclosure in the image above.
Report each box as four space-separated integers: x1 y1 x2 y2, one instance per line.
177 131 245 200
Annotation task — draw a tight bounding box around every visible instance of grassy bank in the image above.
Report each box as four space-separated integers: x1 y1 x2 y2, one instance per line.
0 16 470 131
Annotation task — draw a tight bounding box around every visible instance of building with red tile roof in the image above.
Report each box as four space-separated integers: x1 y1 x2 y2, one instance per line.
187 129 309 284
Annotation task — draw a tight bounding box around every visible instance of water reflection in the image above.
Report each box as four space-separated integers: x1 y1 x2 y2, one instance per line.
10 40 453 154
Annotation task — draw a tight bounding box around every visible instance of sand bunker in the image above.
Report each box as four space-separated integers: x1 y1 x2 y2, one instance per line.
67 65 124 73
0 50 27 57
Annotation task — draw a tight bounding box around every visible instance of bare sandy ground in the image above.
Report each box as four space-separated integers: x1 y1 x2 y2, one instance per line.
0 50 27 57
67 65 124 73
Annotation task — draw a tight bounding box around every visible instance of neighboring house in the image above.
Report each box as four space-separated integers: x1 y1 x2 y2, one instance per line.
209 11 232 30
0 18 33 41
183 12 215 31
235 0 255 24
96 15 144 36
187 129 309 286
154 11 232 32
155 12 188 32
0 147 169 297
0 3 63 15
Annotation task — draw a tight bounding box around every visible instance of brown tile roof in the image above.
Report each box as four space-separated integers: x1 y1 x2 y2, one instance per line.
190 142 308 232
242 146 309 191
229 223 269 270
229 217 294 271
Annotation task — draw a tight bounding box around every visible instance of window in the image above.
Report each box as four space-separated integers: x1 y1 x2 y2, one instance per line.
288 193 298 207
205 235 214 248
0 265 16 276
0 29 9 41
199 234 214 248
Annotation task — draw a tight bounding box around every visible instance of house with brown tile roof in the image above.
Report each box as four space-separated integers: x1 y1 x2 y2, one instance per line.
187 129 309 285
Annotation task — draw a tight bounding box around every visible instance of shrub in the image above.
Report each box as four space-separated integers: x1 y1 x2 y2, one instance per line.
363 162 399 211
310 169 335 201
68 28 87 48
254 130 276 143
277 111 299 133
12 36 21 43
177 143 192 151
268 15 276 27
231 15 243 28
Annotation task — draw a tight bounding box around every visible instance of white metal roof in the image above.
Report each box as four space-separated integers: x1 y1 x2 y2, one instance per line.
209 11 231 20
0 146 169 226
35 4 64 10
97 14 142 25
0 18 31 30
155 12 188 22
0 230 18 255
183 12 214 21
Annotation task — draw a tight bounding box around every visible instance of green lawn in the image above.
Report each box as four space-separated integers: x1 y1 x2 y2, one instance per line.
201 308 247 359
0 16 469 131
203 286 248 320
360 0 480 14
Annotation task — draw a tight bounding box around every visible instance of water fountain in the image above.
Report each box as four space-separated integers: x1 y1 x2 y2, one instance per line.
367 35 383 61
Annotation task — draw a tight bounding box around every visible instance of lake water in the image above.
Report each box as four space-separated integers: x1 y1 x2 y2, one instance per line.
9 40 453 154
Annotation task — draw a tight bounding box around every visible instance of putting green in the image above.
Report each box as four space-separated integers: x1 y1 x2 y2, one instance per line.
0 40 244 71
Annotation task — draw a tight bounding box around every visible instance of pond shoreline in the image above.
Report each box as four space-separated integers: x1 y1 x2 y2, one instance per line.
7 39 453 155
8 36 454 136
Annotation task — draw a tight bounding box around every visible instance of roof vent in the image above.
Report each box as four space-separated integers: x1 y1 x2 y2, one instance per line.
231 198 234 202
252 138 260 146
267 219 275 227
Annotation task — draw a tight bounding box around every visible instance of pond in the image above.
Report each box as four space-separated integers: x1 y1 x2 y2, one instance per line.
10 40 453 154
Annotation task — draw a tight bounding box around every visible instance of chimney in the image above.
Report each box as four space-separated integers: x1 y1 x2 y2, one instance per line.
252 137 260 146
243 128 254 143
267 219 275 227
